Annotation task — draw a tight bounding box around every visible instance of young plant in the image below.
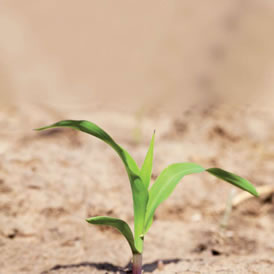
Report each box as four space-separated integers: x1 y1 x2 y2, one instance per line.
36 120 258 274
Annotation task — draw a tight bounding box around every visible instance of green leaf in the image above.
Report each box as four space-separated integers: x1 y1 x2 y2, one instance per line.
140 132 155 189
144 163 205 233
35 120 140 175
36 120 148 252
206 168 259 197
86 216 140 254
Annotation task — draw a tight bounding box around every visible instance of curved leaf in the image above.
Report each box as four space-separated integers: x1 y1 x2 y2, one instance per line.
36 120 148 252
86 216 140 254
36 120 140 175
140 132 155 189
206 168 258 197
144 163 205 233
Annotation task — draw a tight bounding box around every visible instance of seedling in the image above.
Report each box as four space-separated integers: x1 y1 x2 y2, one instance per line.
36 120 258 274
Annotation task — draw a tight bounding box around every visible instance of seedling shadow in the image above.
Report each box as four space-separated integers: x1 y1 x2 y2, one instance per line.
41 258 181 274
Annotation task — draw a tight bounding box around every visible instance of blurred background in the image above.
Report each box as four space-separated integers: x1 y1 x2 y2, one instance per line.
1 0 274 113
1 2 274 273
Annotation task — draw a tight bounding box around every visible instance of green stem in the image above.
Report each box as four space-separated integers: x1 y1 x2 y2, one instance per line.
132 253 142 274
220 189 236 229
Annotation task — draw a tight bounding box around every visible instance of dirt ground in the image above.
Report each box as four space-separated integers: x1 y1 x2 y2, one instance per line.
1 0 274 273
0 102 274 274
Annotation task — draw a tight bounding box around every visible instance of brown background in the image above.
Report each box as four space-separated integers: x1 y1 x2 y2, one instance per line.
1 0 274 111
1 1 274 274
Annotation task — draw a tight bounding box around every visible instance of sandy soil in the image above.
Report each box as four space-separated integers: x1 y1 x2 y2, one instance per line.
0 102 274 274
0 1 274 273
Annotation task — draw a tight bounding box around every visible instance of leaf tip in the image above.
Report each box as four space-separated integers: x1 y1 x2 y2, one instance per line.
253 189 259 197
206 167 259 198
34 125 51 131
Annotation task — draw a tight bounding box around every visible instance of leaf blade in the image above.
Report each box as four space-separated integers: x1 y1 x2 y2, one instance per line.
144 162 205 233
36 120 148 252
140 132 155 189
86 216 139 254
36 120 140 175
206 168 259 197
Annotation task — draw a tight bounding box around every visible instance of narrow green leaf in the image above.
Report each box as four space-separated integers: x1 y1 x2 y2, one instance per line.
35 120 140 175
36 120 148 252
86 216 140 254
144 163 205 233
206 168 259 197
140 132 155 189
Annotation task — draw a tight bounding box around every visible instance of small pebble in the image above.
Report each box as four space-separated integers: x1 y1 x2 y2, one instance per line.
157 260 164 270
191 213 202 222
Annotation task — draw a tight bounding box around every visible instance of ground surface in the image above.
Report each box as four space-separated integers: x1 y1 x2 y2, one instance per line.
1 1 274 273
0 103 274 274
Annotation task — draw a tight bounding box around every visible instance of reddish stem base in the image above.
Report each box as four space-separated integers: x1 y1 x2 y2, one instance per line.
132 253 142 274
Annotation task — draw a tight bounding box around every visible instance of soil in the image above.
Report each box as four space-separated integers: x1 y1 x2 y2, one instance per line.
0 102 274 274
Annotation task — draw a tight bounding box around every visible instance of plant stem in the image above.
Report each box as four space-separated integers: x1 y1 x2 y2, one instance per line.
132 253 142 274
220 189 236 229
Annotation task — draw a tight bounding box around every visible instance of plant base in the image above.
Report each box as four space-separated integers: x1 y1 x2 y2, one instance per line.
132 253 142 274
